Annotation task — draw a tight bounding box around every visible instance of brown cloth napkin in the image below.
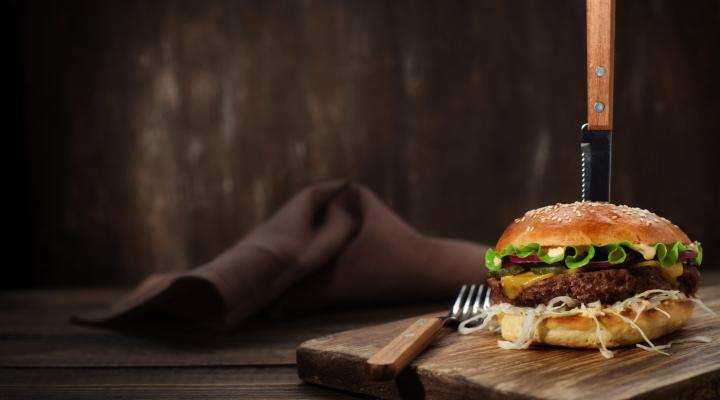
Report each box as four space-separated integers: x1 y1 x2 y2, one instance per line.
73 180 489 329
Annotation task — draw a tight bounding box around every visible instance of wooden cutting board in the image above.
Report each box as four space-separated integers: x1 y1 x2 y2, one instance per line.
297 281 720 399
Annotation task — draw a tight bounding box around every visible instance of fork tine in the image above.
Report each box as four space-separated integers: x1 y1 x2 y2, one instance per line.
451 284 468 318
472 284 484 315
482 284 492 310
461 284 477 320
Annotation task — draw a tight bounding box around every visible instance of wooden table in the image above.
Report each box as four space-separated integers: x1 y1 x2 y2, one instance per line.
0 288 443 399
3 273 718 399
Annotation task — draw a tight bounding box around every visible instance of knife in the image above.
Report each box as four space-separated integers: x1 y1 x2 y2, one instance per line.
581 0 615 202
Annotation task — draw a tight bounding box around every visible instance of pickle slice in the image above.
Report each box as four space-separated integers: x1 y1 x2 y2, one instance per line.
529 266 567 275
489 266 527 278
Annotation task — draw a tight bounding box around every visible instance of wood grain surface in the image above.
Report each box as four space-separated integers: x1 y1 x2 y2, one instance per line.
586 0 615 130
10 0 720 287
298 278 720 399
0 288 447 399
1 367 343 400
366 317 445 380
1 276 718 399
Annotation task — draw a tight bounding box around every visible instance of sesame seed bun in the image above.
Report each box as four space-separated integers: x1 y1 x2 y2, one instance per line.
496 202 690 251
498 299 694 348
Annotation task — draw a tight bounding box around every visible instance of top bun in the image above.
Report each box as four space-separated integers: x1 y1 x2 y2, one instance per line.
496 202 690 251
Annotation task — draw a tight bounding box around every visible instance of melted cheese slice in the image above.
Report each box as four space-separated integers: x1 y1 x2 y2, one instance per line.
501 272 556 299
661 263 685 284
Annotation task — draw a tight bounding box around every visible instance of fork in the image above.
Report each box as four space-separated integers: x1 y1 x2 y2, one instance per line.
365 284 492 380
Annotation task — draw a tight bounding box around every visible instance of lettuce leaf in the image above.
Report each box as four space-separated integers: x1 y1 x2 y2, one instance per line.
600 243 628 264
514 243 540 258
537 247 566 264
696 242 703 265
484 240 702 271
565 246 595 269
485 248 502 271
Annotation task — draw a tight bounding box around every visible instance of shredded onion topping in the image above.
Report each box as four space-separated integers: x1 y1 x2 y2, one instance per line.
458 290 716 359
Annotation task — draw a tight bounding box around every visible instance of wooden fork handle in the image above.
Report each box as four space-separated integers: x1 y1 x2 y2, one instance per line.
365 317 444 381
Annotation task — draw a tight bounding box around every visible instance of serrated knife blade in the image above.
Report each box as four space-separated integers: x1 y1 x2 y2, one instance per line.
581 123 612 201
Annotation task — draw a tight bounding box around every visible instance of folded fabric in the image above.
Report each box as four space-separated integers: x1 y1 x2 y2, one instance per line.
73 180 489 329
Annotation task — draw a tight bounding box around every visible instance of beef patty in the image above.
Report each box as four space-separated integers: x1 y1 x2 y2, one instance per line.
488 265 699 307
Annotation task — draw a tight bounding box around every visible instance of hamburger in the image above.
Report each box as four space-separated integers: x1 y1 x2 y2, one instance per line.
459 202 712 358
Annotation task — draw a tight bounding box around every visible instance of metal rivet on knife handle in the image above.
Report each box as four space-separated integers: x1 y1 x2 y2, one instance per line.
594 102 605 113
595 65 606 77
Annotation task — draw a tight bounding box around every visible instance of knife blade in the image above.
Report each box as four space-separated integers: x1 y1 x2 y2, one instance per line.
581 123 612 201
581 0 615 202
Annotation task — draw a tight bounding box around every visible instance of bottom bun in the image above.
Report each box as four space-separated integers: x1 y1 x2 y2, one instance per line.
499 299 694 348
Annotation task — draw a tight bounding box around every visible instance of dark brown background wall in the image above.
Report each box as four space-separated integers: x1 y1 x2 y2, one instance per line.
9 0 720 287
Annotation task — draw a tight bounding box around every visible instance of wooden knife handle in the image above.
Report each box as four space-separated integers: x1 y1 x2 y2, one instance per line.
586 0 616 131
365 317 444 381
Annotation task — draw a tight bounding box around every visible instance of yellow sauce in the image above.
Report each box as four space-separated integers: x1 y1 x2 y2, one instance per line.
501 272 557 299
